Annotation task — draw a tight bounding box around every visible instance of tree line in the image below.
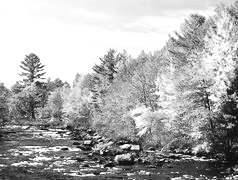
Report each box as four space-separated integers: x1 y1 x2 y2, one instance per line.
1 1 238 159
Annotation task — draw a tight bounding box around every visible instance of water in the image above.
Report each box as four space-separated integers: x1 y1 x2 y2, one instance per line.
0 125 236 180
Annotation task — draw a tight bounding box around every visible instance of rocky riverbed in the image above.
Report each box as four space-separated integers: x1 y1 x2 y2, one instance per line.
0 125 237 180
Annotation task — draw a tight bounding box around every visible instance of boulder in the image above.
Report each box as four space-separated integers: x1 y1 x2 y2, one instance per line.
76 157 85 162
119 144 131 151
83 134 93 140
87 129 95 135
130 145 140 152
93 135 102 140
83 140 93 146
138 170 152 176
148 147 155 151
114 153 134 165
77 145 92 151
73 141 81 145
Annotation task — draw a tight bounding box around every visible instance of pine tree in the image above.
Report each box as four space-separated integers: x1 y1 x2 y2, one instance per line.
13 53 46 120
166 14 210 135
19 53 46 84
91 49 120 108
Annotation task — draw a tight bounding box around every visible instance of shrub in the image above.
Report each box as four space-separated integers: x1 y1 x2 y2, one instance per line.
192 142 211 157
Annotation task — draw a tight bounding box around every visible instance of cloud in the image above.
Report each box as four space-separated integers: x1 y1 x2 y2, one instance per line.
0 0 236 87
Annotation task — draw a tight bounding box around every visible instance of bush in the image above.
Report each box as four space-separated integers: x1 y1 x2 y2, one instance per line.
192 142 211 157
130 108 170 148
161 135 194 153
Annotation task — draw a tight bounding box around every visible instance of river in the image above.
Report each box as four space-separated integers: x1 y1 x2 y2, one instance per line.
0 125 237 180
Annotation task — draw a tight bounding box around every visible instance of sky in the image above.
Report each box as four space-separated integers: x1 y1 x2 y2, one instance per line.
0 0 235 88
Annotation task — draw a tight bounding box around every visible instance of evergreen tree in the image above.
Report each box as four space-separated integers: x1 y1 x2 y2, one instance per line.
19 53 46 84
10 53 46 121
92 49 118 83
166 14 210 135
91 49 120 108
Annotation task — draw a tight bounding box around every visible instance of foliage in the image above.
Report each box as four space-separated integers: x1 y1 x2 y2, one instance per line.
91 49 121 109
9 53 47 121
19 53 46 84
9 82 45 121
62 74 91 128
92 80 137 141
201 5 238 157
47 88 64 120
0 83 10 126
46 78 69 92
129 52 159 111
130 108 170 148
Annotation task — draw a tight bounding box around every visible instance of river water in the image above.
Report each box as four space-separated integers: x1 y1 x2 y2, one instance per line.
0 125 237 180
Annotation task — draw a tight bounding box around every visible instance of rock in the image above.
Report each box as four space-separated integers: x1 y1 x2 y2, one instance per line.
98 139 104 143
116 139 132 145
92 171 101 175
104 162 115 168
84 134 93 140
119 144 131 151
73 141 81 145
77 145 92 151
72 137 79 141
138 170 152 175
83 140 93 146
93 135 102 140
97 159 105 164
88 152 94 157
82 164 90 167
171 177 184 180
166 164 174 168
183 174 195 179
148 147 155 151
130 145 140 152
146 165 157 168
196 176 207 180
76 157 85 162
108 147 124 156
127 173 135 176
114 153 134 165
231 175 238 180
87 129 95 135
61 147 69 151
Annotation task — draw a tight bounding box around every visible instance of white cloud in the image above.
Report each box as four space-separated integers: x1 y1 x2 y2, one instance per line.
68 8 110 21
0 0 234 88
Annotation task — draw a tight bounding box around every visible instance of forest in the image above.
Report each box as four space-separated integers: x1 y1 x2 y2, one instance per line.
1 1 238 163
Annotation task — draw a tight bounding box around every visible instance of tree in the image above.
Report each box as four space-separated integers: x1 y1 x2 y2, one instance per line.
0 83 10 126
166 14 209 128
10 53 47 121
46 78 68 92
47 88 64 120
201 4 238 156
130 51 159 111
9 83 43 121
19 53 46 84
62 74 91 127
92 49 119 83
91 49 121 108
11 81 24 94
